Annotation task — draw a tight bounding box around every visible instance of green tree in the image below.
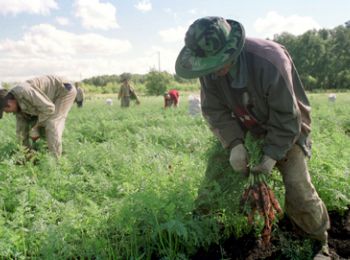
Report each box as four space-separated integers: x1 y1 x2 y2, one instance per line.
145 70 172 95
327 26 350 89
274 24 350 90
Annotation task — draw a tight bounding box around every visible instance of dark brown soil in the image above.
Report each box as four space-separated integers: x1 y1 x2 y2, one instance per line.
328 208 350 259
191 208 350 260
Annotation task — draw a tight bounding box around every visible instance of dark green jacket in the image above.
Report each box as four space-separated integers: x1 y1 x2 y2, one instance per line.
200 38 311 161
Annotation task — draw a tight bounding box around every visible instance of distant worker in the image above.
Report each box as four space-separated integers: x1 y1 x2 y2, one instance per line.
75 82 85 108
118 78 140 107
164 89 180 108
0 75 77 158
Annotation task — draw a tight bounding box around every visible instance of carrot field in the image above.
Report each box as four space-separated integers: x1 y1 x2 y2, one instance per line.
0 92 349 259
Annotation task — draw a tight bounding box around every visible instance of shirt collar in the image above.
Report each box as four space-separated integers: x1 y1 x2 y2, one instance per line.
228 51 247 89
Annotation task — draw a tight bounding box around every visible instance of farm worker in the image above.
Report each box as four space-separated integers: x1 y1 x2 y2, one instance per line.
74 82 85 108
175 16 330 259
0 75 77 158
118 78 140 107
164 89 180 108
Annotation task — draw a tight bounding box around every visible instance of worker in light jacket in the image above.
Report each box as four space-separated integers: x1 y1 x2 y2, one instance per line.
0 75 76 158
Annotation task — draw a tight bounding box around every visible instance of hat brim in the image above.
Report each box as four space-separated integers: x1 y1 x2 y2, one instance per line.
175 19 245 79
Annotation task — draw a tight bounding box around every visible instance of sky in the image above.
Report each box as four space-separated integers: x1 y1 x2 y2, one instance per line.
0 0 349 83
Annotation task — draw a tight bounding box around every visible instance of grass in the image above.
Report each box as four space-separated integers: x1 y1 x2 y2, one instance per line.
0 92 349 259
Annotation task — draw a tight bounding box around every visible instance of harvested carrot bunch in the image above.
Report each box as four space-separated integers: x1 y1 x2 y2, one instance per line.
240 134 283 246
240 173 283 246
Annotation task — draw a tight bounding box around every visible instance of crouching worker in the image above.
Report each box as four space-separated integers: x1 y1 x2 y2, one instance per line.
175 17 330 259
0 75 77 158
164 89 180 108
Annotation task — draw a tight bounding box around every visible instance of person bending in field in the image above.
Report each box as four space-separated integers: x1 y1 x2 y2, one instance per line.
0 75 76 158
164 89 180 108
118 78 140 107
175 16 330 259
74 82 85 108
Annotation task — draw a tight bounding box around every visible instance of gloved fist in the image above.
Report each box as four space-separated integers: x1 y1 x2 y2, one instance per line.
251 155 276 175
30 127 40 142
229 143 248 176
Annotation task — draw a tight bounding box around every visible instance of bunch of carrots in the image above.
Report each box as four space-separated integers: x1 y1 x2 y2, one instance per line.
240 134 283 246
240 173 283 246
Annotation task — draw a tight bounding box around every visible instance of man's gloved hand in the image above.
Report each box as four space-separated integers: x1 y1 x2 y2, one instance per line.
229 143 249 176
30 127 40 142
251 155 276 175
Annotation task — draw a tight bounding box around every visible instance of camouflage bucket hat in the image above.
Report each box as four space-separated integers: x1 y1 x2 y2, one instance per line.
175 16 245 79
0 88 9 119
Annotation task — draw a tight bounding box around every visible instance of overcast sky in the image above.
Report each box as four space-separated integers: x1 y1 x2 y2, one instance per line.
0 0 349 82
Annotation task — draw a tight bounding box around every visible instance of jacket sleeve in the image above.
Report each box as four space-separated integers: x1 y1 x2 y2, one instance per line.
200 77 244 149
262 65 301 161
24 88 55 127
129 86 139 101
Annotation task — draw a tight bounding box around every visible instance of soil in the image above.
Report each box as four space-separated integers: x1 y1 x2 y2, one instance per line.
192 207 350 260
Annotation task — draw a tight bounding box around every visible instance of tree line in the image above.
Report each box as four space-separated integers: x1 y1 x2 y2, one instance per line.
82 71 198 95
274 21 350 90
84 21 350 92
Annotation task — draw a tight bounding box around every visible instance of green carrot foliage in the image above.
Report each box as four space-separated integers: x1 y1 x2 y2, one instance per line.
0 93 349 258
